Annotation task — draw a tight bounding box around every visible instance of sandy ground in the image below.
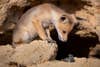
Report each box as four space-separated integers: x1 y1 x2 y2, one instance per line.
0 42 100 67
28 58 100 67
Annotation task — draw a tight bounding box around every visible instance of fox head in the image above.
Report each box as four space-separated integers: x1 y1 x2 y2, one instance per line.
55 14 77 42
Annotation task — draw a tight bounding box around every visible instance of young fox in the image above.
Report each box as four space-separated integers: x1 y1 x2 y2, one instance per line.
13 3 77 45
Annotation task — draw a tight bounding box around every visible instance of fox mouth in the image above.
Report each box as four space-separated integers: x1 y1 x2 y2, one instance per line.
58 35 68 42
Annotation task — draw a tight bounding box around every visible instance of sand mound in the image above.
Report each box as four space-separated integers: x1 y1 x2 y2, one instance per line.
0 40 57 67
10 40 57 66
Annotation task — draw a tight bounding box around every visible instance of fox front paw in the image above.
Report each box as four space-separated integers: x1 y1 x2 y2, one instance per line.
45 39 56 43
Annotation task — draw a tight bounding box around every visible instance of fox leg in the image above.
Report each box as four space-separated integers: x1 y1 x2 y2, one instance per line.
33 20 49 41
46 28 56 43
46 29 52 40
12 30 31 47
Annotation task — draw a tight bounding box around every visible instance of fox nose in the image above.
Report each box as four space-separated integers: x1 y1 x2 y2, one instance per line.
63 30 66 34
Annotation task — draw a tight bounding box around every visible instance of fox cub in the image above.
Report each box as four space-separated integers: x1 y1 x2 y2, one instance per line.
13 3 77 45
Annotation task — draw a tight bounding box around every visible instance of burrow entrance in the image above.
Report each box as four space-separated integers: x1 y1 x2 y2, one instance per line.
50 26 99 60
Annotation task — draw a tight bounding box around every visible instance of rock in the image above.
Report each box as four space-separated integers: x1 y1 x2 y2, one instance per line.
95 4 100 41
95 26 100 41
0 45 14 67
10 40 57 66
0 41 57 67
0 0 27 26
89 44 100 57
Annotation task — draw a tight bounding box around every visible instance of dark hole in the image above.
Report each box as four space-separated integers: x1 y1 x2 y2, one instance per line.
50 25 99 60
0 30 12 45
23 6 32 13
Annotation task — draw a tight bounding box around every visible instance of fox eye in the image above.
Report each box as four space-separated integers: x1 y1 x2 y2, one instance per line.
61 16 66 21
60 15 69 23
